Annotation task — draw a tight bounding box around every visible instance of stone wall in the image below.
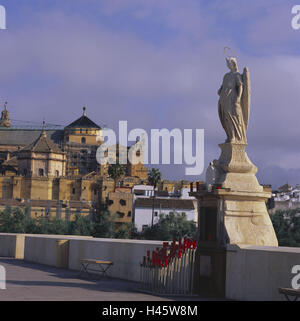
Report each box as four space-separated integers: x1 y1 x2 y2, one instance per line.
0 233 162 282
2 233 299 299
0 233 25 259
68 238 163 282
226 244 300 301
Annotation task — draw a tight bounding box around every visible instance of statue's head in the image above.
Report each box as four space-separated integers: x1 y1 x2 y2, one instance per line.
226 57 238 72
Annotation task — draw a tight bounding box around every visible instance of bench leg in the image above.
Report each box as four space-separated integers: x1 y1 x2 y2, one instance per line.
284 294 299 302
79 263 112 280
79 263 93 279
98 264 112 278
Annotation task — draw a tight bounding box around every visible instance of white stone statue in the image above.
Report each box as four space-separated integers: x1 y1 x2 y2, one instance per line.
218 56 250 144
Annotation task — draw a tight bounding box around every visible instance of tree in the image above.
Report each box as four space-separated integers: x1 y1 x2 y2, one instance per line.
69 214 94 236
142 212 197 241
108 161 125 190
114 222 135 239
270 209 300 247
40 217 70 235
0 207 27 233
147 168 162 227
92 201 115 238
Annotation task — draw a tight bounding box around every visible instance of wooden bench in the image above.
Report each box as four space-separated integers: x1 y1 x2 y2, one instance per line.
79 259 113 279
279 288 300 301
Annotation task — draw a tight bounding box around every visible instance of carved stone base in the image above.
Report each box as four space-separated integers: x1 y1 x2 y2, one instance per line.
192 189 278 247
198 141 278 247
214 143 263 193
217 190 278 246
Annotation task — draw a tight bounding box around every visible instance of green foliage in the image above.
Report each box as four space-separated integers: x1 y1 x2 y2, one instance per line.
0 203 190 242
114 222 135 239
147 168 162 188
42 218 70 235
148 168 162 227
69 214 94 236
91 201 115 238
0 207 27 233
108 161 125 187
270 209 300 247
141 212 197 241
0 206 107 237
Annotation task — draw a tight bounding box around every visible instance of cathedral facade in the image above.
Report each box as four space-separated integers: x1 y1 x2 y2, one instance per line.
0 105 148 223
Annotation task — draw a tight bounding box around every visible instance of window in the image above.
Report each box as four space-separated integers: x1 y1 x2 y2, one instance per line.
72 188 76 195
117 212 125 218
94 189 97 195
81 137 86 144
23 169 27 176
56 170 59 177
154 211 158 217
127 211 132 217
39 168 44 176
120 199 126 206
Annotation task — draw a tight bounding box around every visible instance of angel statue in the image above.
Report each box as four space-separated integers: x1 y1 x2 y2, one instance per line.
217 53 250 144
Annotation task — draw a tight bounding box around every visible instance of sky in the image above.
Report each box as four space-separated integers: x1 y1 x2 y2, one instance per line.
0 0 300 188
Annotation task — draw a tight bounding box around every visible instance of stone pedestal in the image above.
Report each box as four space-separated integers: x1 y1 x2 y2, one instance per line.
214 143 263 193
217 189 277 246
190 141 278 298
194 142 278 247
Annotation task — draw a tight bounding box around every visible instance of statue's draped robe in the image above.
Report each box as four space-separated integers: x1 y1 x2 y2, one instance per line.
218 71 246 143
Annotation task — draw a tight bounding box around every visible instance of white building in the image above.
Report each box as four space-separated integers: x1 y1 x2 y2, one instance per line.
132 185 155 198
134 197 197 232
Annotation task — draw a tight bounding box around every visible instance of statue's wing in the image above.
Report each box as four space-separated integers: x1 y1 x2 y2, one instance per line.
241 67 251 130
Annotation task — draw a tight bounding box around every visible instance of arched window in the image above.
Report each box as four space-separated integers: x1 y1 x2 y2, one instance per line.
81 137 86 144
39 168 44 176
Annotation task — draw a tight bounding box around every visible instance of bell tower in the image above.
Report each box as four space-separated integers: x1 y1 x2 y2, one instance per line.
0 102 11 128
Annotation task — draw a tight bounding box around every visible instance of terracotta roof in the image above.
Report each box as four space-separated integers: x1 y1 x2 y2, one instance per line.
135 198 195 210
21 131 63 154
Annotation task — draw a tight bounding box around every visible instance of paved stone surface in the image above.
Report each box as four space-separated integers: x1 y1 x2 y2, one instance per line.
0 258 214 301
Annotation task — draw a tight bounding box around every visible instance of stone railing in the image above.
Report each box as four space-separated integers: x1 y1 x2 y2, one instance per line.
1 233 299 299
